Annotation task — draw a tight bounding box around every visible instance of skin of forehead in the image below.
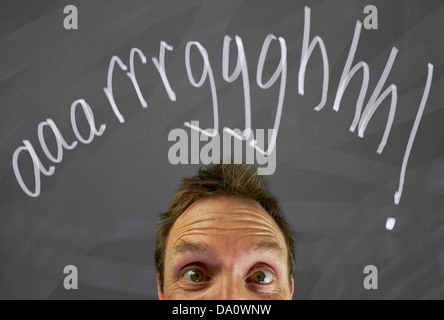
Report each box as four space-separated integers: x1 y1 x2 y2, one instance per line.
167 197 287 249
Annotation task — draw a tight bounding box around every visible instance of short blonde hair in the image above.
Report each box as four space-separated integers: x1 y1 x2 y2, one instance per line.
155 163 295 290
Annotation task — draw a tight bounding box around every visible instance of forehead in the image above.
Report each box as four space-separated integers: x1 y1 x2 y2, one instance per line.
167 197 286 249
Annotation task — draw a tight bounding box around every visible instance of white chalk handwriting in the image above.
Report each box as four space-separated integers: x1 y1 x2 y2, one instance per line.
12 7 435 206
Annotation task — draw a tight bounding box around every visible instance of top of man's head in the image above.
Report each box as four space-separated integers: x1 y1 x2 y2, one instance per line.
154 163 295 299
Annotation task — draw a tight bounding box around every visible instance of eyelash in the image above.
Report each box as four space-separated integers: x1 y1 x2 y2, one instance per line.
178 264 212 289
245 265 276 286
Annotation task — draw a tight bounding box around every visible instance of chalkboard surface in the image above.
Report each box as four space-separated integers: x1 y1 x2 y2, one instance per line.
0 0 443 300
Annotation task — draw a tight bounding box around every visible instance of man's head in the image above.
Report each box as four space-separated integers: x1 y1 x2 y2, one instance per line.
155 163 295 300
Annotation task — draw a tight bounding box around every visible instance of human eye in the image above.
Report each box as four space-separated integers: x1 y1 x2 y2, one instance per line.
179 264 211 288
249 270 274 284
183 268 207 283
245 264 276 287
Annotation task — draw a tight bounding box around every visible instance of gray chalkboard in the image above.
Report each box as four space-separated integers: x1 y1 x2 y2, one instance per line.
0 0 443 299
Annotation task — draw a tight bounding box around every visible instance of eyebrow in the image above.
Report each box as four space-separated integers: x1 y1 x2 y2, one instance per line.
173 240 211 256
252 240 286 256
